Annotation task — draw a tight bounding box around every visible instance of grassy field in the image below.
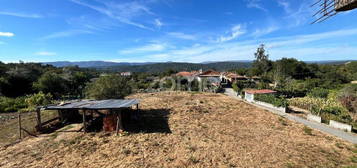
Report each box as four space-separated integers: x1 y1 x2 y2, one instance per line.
0 110 58 146
0 91 357 167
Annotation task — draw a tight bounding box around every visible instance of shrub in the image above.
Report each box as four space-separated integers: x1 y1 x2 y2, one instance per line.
338 84 357 114
254 94 288 107
307 88 329 98
24 92 53 111
85 75 131 100
0 96 27 113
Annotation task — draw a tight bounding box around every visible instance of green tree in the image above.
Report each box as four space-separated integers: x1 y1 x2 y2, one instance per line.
252 44 272 75
33 72 68 99
85 75 131 99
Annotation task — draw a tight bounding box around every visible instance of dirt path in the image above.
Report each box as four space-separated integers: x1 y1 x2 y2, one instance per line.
224 88 357 144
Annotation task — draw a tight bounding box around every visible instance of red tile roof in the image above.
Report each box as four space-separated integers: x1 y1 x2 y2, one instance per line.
245 89 276 94
199 70 221 76
176 71 193 77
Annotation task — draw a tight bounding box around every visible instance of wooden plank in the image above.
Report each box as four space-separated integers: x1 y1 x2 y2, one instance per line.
116 111 124 135
36 108 42 131
82 110 87 133
40 117 60 126
18 112 22 139
21 128 38 137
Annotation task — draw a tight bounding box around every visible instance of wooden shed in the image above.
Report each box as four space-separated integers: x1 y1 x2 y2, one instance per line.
39 99 140 134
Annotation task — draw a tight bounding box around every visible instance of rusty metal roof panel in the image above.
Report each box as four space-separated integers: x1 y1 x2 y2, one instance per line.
44 99 139 110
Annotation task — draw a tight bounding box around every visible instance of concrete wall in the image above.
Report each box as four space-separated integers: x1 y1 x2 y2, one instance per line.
329 120 352 132
253 100 286 113
307 114 321 123
245 93 254 102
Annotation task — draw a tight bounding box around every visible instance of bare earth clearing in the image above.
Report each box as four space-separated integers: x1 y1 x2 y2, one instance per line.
1 92 357 168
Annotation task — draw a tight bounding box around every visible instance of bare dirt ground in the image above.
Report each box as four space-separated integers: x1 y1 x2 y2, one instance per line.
1 91 357 168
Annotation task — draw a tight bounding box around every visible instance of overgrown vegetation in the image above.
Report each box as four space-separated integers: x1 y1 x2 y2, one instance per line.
254 94 288 107
85 75 132 99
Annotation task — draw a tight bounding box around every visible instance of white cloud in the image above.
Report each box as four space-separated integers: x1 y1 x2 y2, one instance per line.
0 11 43 18
128 28 357 62
277 0 291 13
217 24 245 42
167 32 196 40
279 0 313 26
154 18 163 28
70 0 155 30
0 32 15 37
245 0 267 12
35 51 57 56
252 26 279 37
119 43 168 54
40 30 92 40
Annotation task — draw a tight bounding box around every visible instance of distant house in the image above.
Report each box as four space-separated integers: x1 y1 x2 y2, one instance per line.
120 72 132 76
221 72 248 84
244 89 276 102
197 70 221 82
176 71 194 77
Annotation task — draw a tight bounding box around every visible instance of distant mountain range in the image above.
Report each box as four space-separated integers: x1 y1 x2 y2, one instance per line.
43 61 157 68
42 60 356 73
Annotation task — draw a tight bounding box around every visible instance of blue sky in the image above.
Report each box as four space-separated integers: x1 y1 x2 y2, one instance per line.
0 0 357 63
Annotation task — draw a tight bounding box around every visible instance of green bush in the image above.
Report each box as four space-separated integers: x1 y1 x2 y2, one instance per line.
23 92 53 111
0 96 27 113
85 75 131 100
254 94 288 107
307 88 329 98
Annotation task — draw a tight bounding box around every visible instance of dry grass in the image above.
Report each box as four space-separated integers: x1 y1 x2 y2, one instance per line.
1 91 357 168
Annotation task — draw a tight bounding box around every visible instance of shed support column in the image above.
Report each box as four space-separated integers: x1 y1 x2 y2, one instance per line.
36 108 42 132
18 112 22 139
136 104 140 120
116 111 123 135
82 110 87 133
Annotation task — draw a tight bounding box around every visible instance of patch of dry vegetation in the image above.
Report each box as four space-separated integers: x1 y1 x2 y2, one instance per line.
1 91 357 167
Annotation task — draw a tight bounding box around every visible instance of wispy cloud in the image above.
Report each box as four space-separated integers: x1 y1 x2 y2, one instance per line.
167 32 196 40
251 26 279 37
245 0 267 12
134 28 357 62
154 18 163 28
119 43 168 54
0 32 14 37
217 24 245 42
278 0 313 26
0 11 43 18
70 0 155 30
40 30 92 40
35 51 57 56
66 15 117 31
277 0 291 13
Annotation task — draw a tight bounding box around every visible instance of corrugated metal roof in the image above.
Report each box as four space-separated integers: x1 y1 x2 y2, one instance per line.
44 99 139 110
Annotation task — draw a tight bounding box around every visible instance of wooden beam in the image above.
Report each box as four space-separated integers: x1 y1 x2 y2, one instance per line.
18 112 22 139
36 108 42 132
116 111 123 135
58 110 64 123
82 110 87 133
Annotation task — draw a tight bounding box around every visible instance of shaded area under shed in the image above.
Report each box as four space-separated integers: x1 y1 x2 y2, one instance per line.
37 99 140 135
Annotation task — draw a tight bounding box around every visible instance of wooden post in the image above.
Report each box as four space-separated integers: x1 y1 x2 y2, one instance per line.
82 110 87 133
36 108 42 132
136 104 140 120
116 111 123 135
18 112 22 139
58 110 64 123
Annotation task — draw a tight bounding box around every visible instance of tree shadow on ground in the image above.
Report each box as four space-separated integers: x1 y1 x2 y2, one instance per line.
123 108 172 134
